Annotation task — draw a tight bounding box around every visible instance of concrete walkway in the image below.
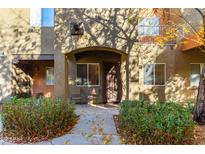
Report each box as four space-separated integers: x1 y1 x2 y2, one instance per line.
0 104 121 145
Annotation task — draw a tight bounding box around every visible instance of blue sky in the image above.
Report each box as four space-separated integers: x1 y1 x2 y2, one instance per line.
41 8 54 27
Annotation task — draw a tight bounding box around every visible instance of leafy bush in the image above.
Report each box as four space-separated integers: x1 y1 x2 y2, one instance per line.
119 100 194 144
186 101 195 114
2 97 77 142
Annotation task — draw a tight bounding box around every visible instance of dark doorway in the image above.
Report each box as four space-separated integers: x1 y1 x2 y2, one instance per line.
102 62 122 104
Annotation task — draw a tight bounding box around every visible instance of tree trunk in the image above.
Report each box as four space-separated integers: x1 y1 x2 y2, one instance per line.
193 9 205 123
193 65 205 123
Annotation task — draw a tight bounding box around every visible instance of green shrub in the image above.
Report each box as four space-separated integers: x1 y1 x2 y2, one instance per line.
186 101 195 114
119 100 194 144
2 97 77 142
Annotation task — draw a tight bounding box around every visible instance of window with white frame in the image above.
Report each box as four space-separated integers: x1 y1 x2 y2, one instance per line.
30 8 54 27
138 17 160 36
144 64 165 85
190 63 204 87
46 67 54 85
76 64 99 86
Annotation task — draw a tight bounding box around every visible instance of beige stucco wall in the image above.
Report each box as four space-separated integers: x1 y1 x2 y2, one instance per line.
54 8 140 100
130 45 175 102
54 8 205 103
0 8 54 102
55 8 139 53
0 9 55 55
0 9 40 55
168 48 205 103
0 8 204 103
0 55 12 102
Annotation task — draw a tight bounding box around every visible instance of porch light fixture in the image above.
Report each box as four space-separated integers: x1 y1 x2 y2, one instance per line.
70 21 84 35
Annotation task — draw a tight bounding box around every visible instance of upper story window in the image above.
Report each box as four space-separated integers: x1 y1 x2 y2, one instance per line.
138 17 160 36
190 63 204 87
30 8 54 27
144 63 165 85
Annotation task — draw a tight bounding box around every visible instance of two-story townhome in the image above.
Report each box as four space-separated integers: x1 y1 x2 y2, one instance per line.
0 8 204 104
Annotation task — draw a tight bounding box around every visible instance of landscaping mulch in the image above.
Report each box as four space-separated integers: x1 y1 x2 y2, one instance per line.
113 115 137 144
0 116 79 144
194 124 205 144
113 115 205 145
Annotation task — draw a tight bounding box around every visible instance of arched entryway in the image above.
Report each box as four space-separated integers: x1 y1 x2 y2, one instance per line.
66 47 127 104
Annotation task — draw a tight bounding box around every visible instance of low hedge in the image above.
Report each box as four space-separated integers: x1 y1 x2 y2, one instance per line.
119 100 194 144
2 97 77 142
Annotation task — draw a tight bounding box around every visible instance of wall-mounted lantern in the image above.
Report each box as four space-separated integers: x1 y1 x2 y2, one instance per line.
70 21 84 35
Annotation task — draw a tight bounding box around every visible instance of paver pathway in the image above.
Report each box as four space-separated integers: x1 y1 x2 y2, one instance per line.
0 104 121 145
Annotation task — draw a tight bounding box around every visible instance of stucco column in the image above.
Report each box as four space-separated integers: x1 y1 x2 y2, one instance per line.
125 55 129 100
0 54 12 103
54 54 68 100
